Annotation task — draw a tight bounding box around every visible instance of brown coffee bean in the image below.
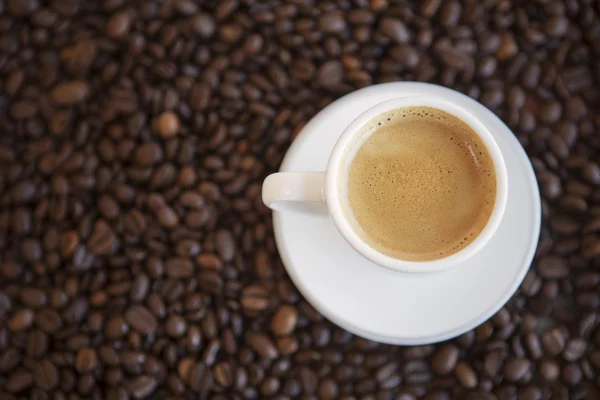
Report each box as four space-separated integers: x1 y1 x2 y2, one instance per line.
75 348 98 373
503 358 530 381
134 142 164 166
187 362 213 393
483 350 503 378
26 330 48 358
61 40 97 74
246 332 279 360
277 337 298 355
561 363 582 385
156 205 179 228
241 284 269 313
87 219 117 255
189 13 216 38
60 231 80 257
165 315 187 337
420 0 442 17
6 369 34 393
540 359 560 381
198 270 223 294
563 338 586 361
157 111 180 138
582 163 600 185
541 328 566 356
215 229 235 262
271 305 298 336
0 348 21 372
124 305 157 335
432 344 459 375
10 100 38 120
545 16 569 37
379 17 410 43
537 256 569 279
105 316 129 339
19 288 47 308
319 11 346 34
49 81 90 105
214 361 234 387
316 61 344 88
312 324 331 347
8 309 35 331
7 0 40 16
165 257 194 278
455 362 478 388
497 33 518 60
106 10 132 38
130 274 150 302
32 359 58 390
524 333 543 359
1 261 22 280
128 375 157 399
64 297 89 324
35 308 62 333
98 195 120 219
21 238 42 262
537 171 562 200
582 236 600 260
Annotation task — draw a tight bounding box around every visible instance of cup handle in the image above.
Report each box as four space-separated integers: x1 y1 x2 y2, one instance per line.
262 172 326 213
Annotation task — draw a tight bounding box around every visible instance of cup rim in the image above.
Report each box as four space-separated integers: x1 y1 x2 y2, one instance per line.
326 96 509 273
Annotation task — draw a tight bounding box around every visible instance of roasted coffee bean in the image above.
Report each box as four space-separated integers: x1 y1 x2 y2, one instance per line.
432 344 459 375
32 359 58 390
130 274 150 302
26 330 48 358
75 348 97 373
503 358 531 381
49 81 90 105
124 305 157 335
537 256 569 279
157 111 180 138
0 348 21 372
215 229 236 262
187 363 213 393
35 309 62 333
8 309 35 331
561 363 582 385
106 10 132 38
455 362 478 388
127 375 157 399
563 338 586 362
165 315 187 338
6 369 34 393
246 332 279 360
241 284 269 313
87 220 117 255
379 17 411 43
541 328 566 356
214 361 234 387
165 257 194 278
271 305 298 336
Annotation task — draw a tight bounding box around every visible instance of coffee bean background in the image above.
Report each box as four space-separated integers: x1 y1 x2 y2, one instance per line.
0 0 599 399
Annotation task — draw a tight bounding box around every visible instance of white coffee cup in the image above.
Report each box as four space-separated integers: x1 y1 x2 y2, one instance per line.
262 96 509 273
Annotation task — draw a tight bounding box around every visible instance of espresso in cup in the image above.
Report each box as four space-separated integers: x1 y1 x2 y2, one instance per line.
346 106 496 262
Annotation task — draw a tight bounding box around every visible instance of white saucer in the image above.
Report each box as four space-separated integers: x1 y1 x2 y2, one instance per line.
273 83 541 345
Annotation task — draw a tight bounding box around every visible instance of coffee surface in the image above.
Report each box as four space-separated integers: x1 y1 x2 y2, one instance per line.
347 107 496 261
